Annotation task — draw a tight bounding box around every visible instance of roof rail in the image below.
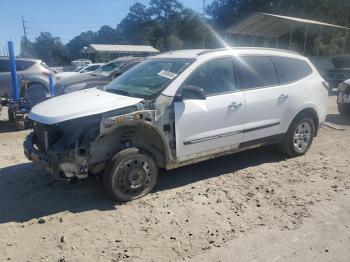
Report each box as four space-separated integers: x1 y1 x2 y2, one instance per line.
197 47 300 56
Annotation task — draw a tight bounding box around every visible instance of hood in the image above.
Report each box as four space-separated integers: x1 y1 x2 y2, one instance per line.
29 88 143 125
56 72 79 80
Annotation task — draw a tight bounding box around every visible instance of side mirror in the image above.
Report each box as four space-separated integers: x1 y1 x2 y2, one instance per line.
175 85 206 101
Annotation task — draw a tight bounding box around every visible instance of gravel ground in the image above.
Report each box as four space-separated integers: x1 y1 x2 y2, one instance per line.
0 93 349 262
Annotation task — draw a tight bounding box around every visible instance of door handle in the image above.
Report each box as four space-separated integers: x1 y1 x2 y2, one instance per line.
228 101 242 110
278 94 289 102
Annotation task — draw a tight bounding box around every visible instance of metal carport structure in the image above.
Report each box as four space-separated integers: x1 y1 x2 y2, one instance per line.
226 13 350 55
85 44 160 57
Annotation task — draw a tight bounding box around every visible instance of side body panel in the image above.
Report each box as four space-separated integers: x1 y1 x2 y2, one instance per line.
174 92 245 162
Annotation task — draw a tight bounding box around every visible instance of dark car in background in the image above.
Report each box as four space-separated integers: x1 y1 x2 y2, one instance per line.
337 79 350 115
55 56 145 95
325 56 350 89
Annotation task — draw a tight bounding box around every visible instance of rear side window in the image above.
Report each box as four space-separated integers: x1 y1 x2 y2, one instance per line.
0 60 11 72
270 57 313 84
234 56 278 89
16 60 35 71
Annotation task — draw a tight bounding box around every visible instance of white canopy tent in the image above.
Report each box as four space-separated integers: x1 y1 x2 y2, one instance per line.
227 13 350 55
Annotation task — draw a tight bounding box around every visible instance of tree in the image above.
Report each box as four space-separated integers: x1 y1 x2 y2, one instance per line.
66 31 97 61
20 37 36 58
148 0 184 49
167 34 183 50
35 32 69 66
119 3 153 44
95 25 122 44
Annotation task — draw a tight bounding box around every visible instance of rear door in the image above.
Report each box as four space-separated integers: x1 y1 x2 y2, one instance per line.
174 57 245 161
234 56 291 143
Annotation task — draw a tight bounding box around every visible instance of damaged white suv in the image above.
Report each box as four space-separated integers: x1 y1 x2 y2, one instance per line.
24 48 328 201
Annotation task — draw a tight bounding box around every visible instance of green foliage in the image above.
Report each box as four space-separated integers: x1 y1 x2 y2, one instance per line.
20 0 350 65
33 32 70 66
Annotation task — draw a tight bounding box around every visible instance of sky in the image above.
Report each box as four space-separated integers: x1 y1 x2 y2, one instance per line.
0 0 213 55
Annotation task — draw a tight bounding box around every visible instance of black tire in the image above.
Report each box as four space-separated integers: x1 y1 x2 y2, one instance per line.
280 114 315 157
15 120 26 131
103 148 158 202
338 103 350 116
8 109 14 123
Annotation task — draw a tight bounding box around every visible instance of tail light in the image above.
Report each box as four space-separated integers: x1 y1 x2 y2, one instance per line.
41 71 50 77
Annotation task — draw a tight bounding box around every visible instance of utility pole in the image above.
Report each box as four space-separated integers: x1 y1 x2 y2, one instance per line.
202 0 205 48
22 16 28 50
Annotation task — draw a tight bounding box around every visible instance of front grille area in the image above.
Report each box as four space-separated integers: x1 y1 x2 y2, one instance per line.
34 123 47 151
34 123 64 152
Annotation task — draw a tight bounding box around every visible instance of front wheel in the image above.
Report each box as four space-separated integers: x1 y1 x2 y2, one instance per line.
280 114 315 157
103 148 158 202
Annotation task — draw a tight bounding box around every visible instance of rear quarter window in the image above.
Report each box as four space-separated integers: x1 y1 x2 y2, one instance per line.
270 56 313 84
16 60 35 71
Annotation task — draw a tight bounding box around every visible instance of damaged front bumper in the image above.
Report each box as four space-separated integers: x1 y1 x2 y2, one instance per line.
23 132 89 179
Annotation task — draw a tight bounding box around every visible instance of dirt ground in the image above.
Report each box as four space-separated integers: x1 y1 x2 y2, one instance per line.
0 92 349 262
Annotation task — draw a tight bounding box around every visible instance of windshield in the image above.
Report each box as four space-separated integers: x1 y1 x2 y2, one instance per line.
104 58 193 99
93 61 125 76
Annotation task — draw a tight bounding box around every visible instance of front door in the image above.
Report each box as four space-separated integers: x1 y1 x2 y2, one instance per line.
174 57 245 162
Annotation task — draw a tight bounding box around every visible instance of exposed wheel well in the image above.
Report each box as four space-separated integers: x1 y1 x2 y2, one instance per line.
294 108 319 136
119 125 168 168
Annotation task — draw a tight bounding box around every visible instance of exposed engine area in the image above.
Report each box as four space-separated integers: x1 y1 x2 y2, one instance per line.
28 95 177 180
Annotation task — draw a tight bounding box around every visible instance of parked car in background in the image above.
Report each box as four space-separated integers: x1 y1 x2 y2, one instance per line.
310 56 335 79
55 63 104 81
24 48 328 201
71 59 92 67
55 56 144 95
337 79 350 115
325 56 350 89
0 56 52 98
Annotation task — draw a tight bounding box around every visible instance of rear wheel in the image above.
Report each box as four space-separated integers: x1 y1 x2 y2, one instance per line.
280 114 315 157
103 148 158 202
338 103 350 116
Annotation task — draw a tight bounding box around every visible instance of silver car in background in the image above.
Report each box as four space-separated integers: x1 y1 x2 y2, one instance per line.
55 63 104 81
0 56 52 98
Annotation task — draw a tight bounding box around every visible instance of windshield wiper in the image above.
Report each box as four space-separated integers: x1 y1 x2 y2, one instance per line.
106 89 134 97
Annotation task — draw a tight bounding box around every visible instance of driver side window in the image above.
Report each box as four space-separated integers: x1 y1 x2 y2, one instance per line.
185 57 237 96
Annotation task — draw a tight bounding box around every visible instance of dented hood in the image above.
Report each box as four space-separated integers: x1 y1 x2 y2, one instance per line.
28 88 143 125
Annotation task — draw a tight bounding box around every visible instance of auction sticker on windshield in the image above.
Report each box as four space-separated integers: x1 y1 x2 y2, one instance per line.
157 70 177 79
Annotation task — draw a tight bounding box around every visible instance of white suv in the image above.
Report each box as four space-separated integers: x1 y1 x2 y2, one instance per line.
24 48 328 201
